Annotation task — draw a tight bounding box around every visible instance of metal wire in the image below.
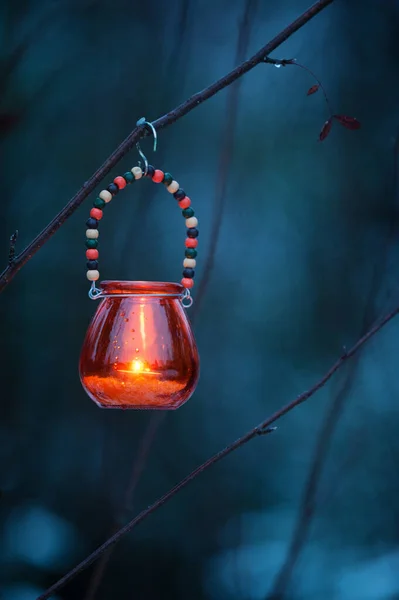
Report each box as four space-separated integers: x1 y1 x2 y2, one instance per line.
135 117 157 176
88 283 194 309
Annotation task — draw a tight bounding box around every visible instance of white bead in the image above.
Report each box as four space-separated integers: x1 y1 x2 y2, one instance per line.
99 190 112 203
86 229 99 239
183 258 196 268
167 180 179 193
132 166 143 179
87 270 100 281
185 217 198 228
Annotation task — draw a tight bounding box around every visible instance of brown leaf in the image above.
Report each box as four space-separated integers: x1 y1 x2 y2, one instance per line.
319 118 332 141
307 84 320 96
333 115 361 130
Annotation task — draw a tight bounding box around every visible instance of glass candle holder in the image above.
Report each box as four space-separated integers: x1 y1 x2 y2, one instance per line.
79 281 200 409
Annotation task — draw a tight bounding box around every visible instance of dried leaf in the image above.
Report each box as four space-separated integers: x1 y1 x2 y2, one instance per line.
307 84 320 96
319 118 332 141
333 115 361 130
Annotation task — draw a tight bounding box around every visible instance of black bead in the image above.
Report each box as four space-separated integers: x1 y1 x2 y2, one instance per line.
187 228 199 239
163 172 173 186
183 268 195 279
146 165 155 178
173 188 186 201
87 260 98 270
107 183 119 195
86 217 98 229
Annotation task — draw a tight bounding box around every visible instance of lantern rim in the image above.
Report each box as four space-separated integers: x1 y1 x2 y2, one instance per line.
99 280 184 297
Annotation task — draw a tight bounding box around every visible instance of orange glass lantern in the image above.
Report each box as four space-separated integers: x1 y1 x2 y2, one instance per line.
80 281 200 409
80 152 200 409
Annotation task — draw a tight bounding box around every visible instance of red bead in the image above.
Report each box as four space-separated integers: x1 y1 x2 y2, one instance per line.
90 208 103 220
178 197 191 209
152 169 164 183
181 278 194 289
185 238 198 248
86 249 99 260
114 176 127 189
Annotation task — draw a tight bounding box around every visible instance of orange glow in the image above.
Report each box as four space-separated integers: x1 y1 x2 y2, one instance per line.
79 281 200 410
131 358 145 373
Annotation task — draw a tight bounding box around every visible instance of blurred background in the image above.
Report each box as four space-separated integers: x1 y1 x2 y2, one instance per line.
2 0 399 598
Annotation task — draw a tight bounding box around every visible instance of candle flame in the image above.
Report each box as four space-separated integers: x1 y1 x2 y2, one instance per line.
131 358 145 373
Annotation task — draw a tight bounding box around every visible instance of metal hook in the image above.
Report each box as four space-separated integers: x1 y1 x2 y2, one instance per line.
136 117 157 175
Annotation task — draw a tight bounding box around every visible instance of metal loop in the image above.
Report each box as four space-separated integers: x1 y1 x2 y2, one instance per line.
88 281 103 300
136 117 157 175
181 288 194 309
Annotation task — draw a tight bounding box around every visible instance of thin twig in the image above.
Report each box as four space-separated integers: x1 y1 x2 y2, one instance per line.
37 300 399 600
264 56 333 114
0 0 335 294
267 132 399 599
8 230 18 265
194 0 258 316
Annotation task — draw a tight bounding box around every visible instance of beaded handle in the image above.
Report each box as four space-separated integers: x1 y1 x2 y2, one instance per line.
85 164 199 300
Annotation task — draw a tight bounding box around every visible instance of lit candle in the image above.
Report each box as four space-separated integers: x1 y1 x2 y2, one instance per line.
79 281 199 410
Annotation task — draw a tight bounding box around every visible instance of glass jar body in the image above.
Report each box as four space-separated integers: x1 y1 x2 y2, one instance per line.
79 281 199 409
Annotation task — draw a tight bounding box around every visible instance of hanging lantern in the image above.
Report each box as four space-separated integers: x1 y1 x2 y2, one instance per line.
79 131 200 409
79 281 199 409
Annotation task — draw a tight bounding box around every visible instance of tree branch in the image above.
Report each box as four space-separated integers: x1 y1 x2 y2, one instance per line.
267 129 399 599
37 300 399 600
8 230 18 265
0 0 335 294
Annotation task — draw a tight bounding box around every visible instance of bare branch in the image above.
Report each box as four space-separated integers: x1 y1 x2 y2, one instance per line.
37 299 399 600
0 0 335 294
8 230 18 265
266 130 399 600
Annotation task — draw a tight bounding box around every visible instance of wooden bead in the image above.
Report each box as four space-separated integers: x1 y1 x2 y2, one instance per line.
181 277 194 289
86 249 99 260
178 197 191 209
182 207 194 218
107 183 119 195
86 217 98 229
90 208 103 220
93 197 105 209
146 165 155 178
132 166 143 179
187 228 199 239
185 238 198 248
114 176 127 189
86 229 99 239
163 172 173 186
174 189 186 200
99 190 112 203
185 248 197 258
124 171 135 184
87 270 100 281
167 180 179 194
183 258 196 268
152 169 164 183
185 216 198 228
